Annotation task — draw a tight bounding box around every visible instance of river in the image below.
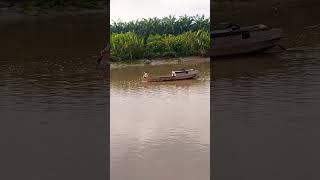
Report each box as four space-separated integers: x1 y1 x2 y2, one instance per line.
213 0 320 179
0 13 108 180
111 62 210 180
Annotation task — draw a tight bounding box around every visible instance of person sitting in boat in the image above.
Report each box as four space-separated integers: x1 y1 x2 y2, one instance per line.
172 71 176 77
143 72 148 78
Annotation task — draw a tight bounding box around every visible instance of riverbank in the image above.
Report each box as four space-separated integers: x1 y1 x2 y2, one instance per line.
0 1 108 18
110 56 210 69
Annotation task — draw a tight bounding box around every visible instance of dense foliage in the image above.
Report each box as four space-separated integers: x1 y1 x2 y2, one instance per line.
1 0 107 12
111 15 210 36
110 30 210 60
110 15 210 61
3 0 106 6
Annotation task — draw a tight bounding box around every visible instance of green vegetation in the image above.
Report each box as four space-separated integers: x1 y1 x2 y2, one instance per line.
110 15 210 61
111 15 209 36
1 0 108 14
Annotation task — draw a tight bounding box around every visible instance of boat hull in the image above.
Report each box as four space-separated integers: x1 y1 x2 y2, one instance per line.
208 28 283 57
146 70 199 82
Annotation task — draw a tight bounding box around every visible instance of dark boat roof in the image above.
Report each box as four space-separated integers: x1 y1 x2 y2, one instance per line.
211 24 268 37
172 69 194 73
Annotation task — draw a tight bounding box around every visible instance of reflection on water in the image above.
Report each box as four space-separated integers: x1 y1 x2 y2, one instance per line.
213 1 320 179
111 62 210 180
0 13 108 180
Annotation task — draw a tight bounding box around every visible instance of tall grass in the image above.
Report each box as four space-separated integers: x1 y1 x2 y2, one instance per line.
110 15 210 61
111 30 210 61
111 32 145 60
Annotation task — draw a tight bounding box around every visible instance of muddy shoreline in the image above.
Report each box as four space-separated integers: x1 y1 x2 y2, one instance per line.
110 56 210 69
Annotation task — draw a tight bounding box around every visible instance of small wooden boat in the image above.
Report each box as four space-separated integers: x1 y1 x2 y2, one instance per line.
207 23 284 57
143 69 199 82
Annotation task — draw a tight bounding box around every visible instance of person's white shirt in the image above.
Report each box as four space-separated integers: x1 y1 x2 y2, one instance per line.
143 72 148 78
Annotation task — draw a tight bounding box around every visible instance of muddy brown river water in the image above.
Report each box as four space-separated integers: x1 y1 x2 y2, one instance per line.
213 1 320 179
1 1 319 179
111 62 210 180
0 12 210 180
0 13 108 180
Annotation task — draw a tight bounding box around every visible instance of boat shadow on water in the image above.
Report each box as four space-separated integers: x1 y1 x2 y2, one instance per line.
211 49 286 61
211 53 295 80
141 78 201 89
